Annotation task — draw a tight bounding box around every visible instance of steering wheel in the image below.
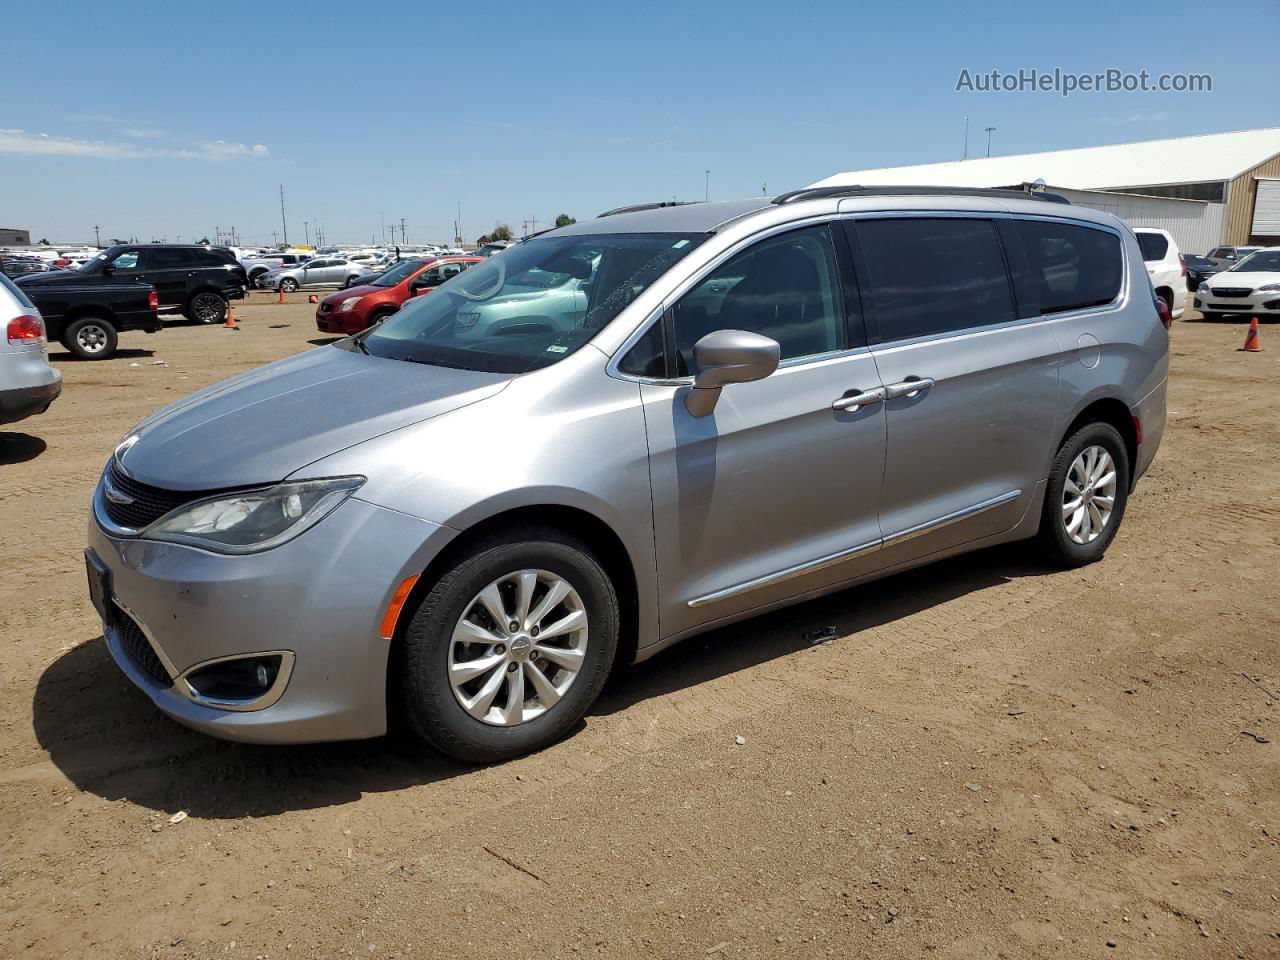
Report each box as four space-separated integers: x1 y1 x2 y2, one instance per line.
454 258 505 301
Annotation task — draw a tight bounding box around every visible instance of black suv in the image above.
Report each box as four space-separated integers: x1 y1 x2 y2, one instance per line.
19 244 246 324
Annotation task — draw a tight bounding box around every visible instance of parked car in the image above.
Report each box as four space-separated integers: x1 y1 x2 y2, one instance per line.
0 274 62 425
2 257 59 278
1206 245 1262 270
1182 253 1218 291
85 188 1167 763
20 273 161 360
473 241 516 258
317 256 482 335
242 252 312 287
1192 247 1280 320
19 244 245 325
258 258 366 292
1133 228 1186 320
341 267 387 289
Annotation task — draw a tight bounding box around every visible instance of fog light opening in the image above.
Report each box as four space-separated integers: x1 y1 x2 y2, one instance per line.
183 653 287 706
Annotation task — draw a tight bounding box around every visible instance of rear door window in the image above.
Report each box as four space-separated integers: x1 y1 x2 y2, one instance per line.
1010 220 1123 315
1136 232 1168 261
851 218 1015 342
145 248 195 269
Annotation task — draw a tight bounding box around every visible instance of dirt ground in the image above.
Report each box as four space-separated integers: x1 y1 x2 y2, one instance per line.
1 293 1277 959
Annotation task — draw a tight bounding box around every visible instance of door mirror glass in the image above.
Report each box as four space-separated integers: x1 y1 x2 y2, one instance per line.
686 329 780 417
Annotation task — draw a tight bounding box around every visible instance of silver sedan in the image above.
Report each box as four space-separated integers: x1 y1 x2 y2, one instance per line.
259 258 365 292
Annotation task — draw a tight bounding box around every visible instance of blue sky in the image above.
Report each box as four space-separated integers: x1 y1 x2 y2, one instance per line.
3 0 1272 245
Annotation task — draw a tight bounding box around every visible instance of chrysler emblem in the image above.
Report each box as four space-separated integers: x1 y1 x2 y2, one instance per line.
102 476 136 506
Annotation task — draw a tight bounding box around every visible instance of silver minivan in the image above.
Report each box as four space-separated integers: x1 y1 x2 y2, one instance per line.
87 188 1168 761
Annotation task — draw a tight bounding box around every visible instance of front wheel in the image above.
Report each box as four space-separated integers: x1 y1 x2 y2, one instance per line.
62 316 118 360
280 278 299 293
398 528 619 763
1034 422 1130 568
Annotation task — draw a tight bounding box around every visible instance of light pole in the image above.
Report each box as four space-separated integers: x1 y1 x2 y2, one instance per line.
704 169 710 202
985 126 996 158
279 184 289 247
93 225 101 248
304 220 310 247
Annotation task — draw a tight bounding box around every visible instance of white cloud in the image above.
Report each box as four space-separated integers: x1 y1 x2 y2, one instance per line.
118 127 167 140
0 127 270 162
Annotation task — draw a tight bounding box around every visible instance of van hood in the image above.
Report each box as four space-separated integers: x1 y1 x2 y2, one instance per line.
118 345 512 491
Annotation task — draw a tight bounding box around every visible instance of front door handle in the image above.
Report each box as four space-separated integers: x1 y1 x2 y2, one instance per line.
832 387 886 412
884 377 935 400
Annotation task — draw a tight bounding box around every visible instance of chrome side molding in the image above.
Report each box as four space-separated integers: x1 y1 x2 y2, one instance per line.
687 489 1021 608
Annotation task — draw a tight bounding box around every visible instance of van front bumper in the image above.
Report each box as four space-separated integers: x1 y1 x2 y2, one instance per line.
86 495 455 744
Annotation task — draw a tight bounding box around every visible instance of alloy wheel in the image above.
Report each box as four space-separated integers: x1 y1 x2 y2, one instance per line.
190 293 224 324
1062 444 1117 545
76 323 109 354
448 569 588 726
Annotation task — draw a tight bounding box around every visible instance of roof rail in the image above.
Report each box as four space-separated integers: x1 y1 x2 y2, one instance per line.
772 185 1071 205
597 200 698 218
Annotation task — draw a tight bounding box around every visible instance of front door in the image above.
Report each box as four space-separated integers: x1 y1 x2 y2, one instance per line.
638 223 887 638
843 215 1060 564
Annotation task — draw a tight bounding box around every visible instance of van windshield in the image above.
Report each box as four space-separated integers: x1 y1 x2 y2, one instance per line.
358 232 706 373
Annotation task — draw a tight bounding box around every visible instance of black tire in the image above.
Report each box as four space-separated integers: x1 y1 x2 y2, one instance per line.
366 307 396 329
398 527 619 763
280 278 299 293
249 269 267 287
1034 421 1131 568
185 291 227 325
61 316 118 360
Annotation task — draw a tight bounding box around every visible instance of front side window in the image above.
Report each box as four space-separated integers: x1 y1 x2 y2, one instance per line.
110 249 141 271
361 232 707 374
671 224 843 372
1013 219 1122 314
857 218 1014 341
1136 233 1169 262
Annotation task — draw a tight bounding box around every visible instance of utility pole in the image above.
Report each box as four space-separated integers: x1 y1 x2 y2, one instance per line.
279 184 289 247
962 116 969 159
94 225 100 248
271 229 278 247
456 201 462 245
704 169 710 202
762 181 767 196
303 220 310 246
985 126 997 158
399 218 406 245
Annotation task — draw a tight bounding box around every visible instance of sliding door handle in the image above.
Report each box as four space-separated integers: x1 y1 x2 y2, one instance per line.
884 377 935 400
832 387 886 412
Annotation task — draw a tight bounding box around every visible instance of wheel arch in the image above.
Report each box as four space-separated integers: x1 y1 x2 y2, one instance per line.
389 503 641 680
1059 396 1139 490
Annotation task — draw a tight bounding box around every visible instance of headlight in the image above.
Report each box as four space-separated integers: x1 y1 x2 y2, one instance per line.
144 476 364 554
1257 283 1280 292
339 296 362 312
1197 282 1208 292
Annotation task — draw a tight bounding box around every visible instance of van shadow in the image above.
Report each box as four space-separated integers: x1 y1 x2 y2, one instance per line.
0 432 47 465
32 544 1046 819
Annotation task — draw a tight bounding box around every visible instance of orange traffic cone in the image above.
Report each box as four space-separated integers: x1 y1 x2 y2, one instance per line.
1240 316 1262 352
224 305 239 330
277 288 286 304
308 294 319 304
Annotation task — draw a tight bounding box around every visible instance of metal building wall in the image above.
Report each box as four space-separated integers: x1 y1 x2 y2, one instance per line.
1227 152 1280 244
1049 188 1224 254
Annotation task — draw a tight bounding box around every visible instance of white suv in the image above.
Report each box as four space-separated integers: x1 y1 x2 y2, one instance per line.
0 274 62 426
1134 228 1186 319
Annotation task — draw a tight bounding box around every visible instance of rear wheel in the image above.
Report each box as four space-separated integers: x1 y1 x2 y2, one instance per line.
398 528 619 763
62 316 118 360
1035 422 1130 568
186 291 227 325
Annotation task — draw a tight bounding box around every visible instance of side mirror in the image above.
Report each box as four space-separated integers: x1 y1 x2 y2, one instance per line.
686 329 780 417
101 263 115 276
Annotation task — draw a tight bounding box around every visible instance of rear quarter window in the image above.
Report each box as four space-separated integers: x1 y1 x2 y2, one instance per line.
1012 220 1123 315
1136 232 1169 261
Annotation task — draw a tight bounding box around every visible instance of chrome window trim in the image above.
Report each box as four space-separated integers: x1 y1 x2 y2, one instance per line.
605 213 847 384
687 489 1022 608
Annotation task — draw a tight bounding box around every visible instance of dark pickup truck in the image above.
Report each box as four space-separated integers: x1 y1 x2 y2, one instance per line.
16 276 161 360
18 243 246 327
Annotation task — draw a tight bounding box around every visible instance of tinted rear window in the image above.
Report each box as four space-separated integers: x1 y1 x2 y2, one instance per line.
148 248 195 268
855 218 1015 341
1014 220 1123 314
1136 232 1168 261
1 273 35 310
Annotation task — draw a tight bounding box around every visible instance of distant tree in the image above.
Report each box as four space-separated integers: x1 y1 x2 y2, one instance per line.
554 213 577 228
490 224 513 241
198 236 210 245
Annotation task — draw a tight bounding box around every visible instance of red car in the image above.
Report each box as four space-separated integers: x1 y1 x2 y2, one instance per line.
315 256 482 334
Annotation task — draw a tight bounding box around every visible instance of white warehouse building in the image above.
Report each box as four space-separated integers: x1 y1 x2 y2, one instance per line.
812 127 1280 254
